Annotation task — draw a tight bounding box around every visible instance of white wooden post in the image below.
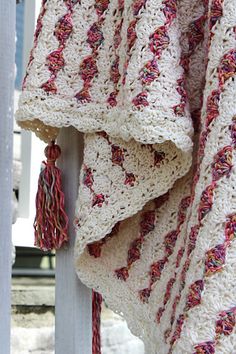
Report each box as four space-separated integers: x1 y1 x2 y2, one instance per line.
0 0 15 353
18 0 44 221
55 127 92 354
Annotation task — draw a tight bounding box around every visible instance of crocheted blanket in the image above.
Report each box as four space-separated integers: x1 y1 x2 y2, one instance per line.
16 0 236 352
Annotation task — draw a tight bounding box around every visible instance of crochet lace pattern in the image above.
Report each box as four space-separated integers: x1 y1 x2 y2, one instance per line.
16 0 236 353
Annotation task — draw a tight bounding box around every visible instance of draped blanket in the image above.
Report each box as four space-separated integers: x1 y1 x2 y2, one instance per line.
16 0 236 352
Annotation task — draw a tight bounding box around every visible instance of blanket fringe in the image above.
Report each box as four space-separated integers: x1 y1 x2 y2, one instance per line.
92 291 102 354
34 141 69 251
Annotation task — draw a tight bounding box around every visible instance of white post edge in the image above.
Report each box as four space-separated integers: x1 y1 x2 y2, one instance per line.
0 0 16 353
55 127 92 354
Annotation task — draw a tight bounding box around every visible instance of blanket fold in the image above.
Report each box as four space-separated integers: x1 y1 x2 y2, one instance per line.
16 0 236 353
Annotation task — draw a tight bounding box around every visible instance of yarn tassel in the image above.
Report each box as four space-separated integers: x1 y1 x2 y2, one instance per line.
34 140 69 251
92 291 102 354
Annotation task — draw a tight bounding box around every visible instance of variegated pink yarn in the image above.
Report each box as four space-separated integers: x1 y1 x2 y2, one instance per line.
34 141 68 251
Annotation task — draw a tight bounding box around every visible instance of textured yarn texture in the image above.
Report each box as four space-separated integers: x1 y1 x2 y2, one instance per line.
16 0 236 353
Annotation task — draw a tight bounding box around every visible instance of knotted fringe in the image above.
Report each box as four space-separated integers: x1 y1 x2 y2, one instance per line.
92 291 103 354
34 141 69 251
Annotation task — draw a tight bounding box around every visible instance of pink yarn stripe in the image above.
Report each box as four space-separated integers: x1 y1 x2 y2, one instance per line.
113 192 170 282
115 209 156 281
138 196 190 304
166 34 235 347
87 222 120 258
107 1 124 106
41 2 78 94
132 0 176 108
168 128 235 350
75 0 110 103
193 306 236 353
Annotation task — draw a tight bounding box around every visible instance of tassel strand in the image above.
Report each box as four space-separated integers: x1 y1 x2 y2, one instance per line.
92 291 102 354
34 141 69 251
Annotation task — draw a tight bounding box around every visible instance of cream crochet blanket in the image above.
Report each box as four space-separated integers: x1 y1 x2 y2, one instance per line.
16 0 236 352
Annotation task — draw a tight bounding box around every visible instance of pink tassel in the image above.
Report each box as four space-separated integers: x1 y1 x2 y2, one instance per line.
34 140 69 251
92 291 102 354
